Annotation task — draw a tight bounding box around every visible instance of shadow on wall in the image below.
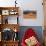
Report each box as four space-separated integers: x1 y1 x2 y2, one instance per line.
18 26 44 44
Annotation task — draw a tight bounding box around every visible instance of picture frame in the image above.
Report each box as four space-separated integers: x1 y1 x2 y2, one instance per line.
9 10 18 15
23 10 37 19
2 10 9 15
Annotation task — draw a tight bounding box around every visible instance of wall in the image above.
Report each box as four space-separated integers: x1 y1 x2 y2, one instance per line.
18 0 44 26
0 0 44 26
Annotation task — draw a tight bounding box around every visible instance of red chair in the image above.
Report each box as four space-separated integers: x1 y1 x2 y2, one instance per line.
21 28 41 46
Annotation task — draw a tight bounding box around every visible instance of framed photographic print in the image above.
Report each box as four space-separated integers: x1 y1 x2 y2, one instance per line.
2 10 9 15
23 10 37 19
9 10 18 15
